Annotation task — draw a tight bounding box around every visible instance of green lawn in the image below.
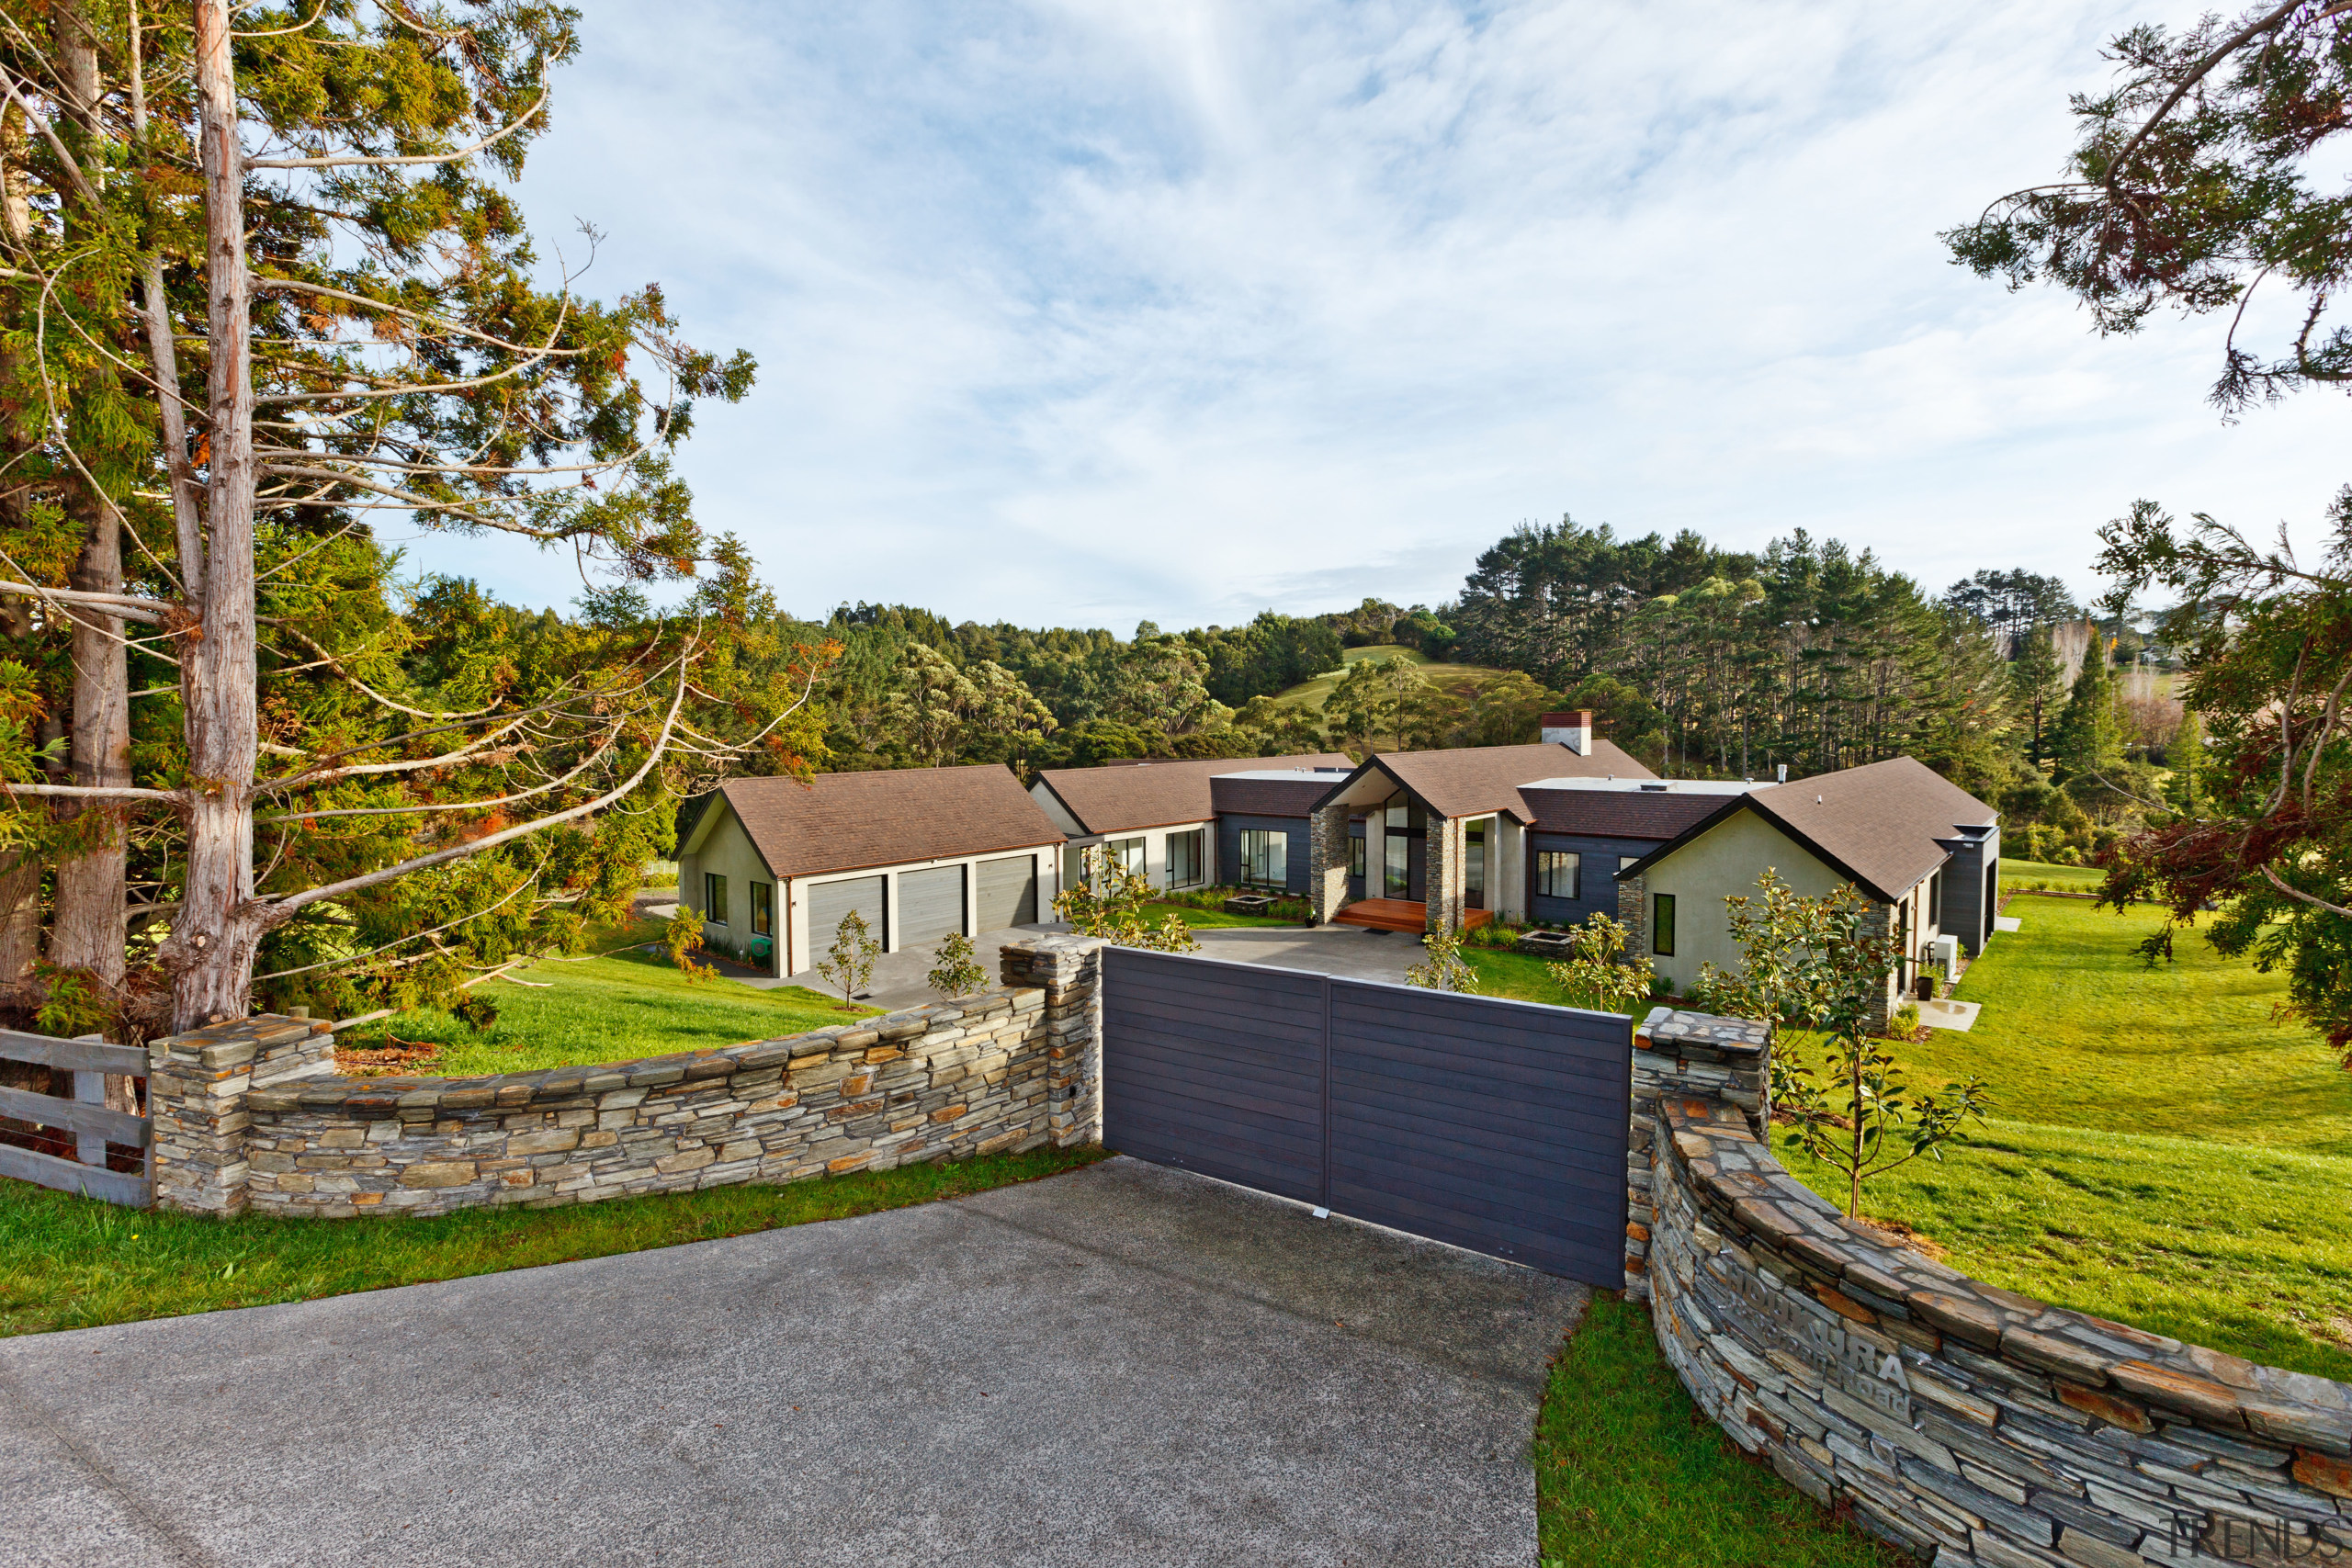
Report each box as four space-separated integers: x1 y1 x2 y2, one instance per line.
1536 1295 1905 1568
345 919 878 1076
1999 855 2106 892
0 1145 1109 1337
1775 894 2352 1381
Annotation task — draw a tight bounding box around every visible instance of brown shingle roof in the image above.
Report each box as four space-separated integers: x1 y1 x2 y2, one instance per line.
1617 756 1998 901
707 765 1064 881
1747 757 1997 899
1523 788 1726 841
1035 752 1352 835
1321 740 1658 823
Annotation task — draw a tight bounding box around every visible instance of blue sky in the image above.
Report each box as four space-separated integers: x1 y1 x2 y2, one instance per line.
402 0 2350 631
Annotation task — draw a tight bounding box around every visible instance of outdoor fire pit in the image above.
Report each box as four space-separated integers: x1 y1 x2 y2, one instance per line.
1223 893 1277 916
1516 928 1577 958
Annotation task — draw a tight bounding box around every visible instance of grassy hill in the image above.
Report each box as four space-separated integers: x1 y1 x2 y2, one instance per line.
1270 646 1528 711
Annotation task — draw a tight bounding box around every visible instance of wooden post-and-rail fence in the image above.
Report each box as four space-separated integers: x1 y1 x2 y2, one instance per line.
0 1030 152 1207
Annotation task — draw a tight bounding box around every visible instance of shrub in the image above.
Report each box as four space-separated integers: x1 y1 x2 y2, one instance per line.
927 931 988 1000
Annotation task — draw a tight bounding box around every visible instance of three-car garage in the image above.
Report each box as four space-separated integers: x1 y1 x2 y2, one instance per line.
678 764 1065 976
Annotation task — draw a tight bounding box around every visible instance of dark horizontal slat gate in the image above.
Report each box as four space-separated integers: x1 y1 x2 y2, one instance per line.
1102 946 1629 1284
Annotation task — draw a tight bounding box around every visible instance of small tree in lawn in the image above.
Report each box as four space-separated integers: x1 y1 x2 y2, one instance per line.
1404 928 1478 994
1693 872 1993 1220
1545 913 1653 1015
1053 846 1197 953
663 906 716 983
818 910 880 1007
927 931 988 999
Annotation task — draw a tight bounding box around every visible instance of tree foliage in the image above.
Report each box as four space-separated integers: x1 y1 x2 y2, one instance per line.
1944 1 2352 412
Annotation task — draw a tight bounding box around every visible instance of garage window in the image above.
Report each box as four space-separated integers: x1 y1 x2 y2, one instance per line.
750 881 773 936
704 873 729 927
1537 851 1581 900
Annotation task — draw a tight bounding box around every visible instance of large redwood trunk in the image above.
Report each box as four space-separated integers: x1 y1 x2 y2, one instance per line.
165 0 266 1033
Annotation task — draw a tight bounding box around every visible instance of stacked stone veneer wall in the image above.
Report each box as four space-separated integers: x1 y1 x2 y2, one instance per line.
1631 1006 2352 1565
149 935 1102 1219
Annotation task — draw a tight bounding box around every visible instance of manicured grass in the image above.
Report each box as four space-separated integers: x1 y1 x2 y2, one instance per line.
1941 895 2350 1154
1772 1118 2352 1382
1465 946 1577 1004
1771 893 2352 1380
1999 855 2106 892
346 918 879 1076
1536 1294 1905 1568
0 1145 1110 1337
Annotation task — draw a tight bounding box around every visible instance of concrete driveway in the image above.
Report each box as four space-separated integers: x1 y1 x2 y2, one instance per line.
1 1157 1584 1567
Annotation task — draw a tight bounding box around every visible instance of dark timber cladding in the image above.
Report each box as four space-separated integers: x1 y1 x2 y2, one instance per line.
1101 947 1631 1283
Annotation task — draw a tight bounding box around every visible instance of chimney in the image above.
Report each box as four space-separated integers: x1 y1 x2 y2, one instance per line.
1540 710 1593 755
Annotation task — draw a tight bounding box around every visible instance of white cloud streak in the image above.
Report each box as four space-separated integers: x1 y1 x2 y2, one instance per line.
404 0 2350 629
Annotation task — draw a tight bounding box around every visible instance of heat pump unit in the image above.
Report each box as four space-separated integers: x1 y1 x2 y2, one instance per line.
1931 934 1960 984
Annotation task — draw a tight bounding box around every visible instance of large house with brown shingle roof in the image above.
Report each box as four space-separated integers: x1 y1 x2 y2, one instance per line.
679 716 2000 1020
679 764 1066 976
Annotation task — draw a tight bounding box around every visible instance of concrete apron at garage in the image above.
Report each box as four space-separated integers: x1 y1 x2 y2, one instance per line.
0 1156 1586 1568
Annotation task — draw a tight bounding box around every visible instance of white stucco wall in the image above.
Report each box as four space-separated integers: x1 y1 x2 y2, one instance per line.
678 804 780 968
1638 806 1944 1017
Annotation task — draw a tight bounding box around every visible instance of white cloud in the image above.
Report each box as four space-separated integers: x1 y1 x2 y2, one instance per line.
405 0 2350 629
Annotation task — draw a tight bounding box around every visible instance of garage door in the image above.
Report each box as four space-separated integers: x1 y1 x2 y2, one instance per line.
807 875 886 952
976 853 1038 931
899 864 967 950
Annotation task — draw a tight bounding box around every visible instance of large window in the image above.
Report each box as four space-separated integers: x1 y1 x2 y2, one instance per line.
1167 829 1204 888
1653 893 1676 957
1536 851 1581 900
750 881 773 936
1383 833 1409 898
1106 836 1147 879
704 873 729 928
1238 829 1288 888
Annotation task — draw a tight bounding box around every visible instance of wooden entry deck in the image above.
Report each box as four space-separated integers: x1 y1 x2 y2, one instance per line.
1330 898 1492 934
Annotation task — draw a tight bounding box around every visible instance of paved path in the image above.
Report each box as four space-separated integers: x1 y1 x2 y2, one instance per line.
0 1157 1583 1567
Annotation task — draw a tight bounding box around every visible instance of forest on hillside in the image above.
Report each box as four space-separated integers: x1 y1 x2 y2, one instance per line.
761 514 2181 871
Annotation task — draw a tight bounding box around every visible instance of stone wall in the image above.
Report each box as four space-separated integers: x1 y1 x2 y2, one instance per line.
1633 1006 2352 1564
150 935 1103 1219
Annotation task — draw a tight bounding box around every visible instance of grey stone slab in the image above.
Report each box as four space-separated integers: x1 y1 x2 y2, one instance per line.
0 1156 1582 1568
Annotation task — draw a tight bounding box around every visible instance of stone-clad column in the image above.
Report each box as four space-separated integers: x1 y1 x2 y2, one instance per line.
1305 801 1351 924
1616 872 1647 953
999 933 1104 1148
1424 814 1465 937
1623 1006 1770 1298
151 1014 335 1215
